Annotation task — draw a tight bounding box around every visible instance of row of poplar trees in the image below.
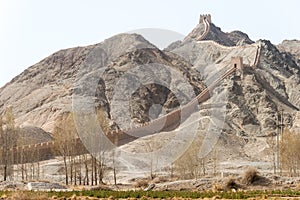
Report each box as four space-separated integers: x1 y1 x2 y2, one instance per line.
51 109 117 185
0 107 117 185
0 106 17 181
0 107 42 181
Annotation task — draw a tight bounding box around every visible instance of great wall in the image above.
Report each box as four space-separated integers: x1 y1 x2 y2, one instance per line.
3 14 262 161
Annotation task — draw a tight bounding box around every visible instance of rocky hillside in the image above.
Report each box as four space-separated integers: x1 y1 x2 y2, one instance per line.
119 36 300 168
0 17 299 153
168 21 300 137
19 126 52 145
185 23 253 46
277 40 300 65
0 33 206 133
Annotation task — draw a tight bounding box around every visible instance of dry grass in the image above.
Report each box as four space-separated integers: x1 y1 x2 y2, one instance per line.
150 176 169 184
133 179 149 188
88 184 111 191
297 182 300 190
212 183 223 192
9 191 49 200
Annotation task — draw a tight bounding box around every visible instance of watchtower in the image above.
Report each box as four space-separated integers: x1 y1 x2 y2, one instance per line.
231 57 244 78
231 57 243 70
199 14 212 24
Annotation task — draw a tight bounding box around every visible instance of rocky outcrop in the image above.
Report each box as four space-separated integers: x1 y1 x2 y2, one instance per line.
19 126 52 145
101 47 206 127
277 40 300 60
227 30 254 46
184 23 253 46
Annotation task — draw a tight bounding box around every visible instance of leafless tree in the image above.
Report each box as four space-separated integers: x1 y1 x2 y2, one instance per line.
52 112 78 185
280 129 300 176
174 137 203 179
0 107 18 181
51 108 115 185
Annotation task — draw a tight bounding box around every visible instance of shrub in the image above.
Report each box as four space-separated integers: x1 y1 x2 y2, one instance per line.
150 176 169 184
224 176 239 190
242 167 259 185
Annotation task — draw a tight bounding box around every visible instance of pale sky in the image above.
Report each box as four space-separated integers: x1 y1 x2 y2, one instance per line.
0 0 299 87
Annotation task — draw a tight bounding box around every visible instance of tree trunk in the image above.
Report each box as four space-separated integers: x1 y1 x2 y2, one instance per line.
94 158 97 185
85 162 89 185
70 157 73 185
4 165 7 181
91 157 94 186
113 167 117 185
63 156 68 185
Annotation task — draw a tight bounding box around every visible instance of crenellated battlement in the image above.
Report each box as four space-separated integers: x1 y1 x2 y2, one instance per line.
199 14 212 24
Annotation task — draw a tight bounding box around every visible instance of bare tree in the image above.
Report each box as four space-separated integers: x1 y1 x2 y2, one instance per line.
174 136 204 179
51 108 115 185
52 112 78 185
267 134 278 174
0 107 18 181
95 108 110 184
144 141 158 180
280 129 300 176
211 148 218 176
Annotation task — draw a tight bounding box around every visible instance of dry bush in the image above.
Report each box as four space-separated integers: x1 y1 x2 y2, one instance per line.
242 167 259 185
150 176 169 184
108 195 115 200
173 136 210 179
133 179 149 188
212 183 223 192
140 196 149 200
88 184 111 191
296 182 300 190
224 176 239 190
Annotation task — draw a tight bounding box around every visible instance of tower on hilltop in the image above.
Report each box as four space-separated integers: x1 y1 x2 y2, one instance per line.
199 14 212 24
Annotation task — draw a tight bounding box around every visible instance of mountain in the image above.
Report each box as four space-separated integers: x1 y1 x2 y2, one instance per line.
0 33 206 132
0 15 299 164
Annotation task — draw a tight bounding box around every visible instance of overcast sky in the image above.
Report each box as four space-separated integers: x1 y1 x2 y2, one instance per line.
0 0 299 87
